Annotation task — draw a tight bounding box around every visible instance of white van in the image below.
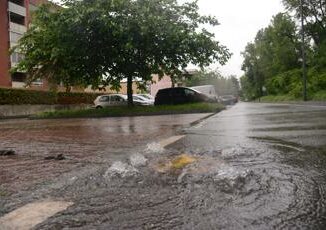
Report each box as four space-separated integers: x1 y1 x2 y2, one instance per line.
190 85 218 102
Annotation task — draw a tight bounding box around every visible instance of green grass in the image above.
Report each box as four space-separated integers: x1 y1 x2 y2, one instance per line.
258 90 326 103
312 90 326 101
259 95 297 102
33 103 225 119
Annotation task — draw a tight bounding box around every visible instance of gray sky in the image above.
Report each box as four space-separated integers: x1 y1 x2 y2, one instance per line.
52 0 285 77
196 0 285 77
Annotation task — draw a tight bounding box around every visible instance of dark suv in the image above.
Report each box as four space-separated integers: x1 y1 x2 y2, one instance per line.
154 87 211 105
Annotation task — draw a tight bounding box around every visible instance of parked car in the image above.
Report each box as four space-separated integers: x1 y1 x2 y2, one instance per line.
219 95 238 105
154 87 211 105
137 94 155 101
94 94 151 108
94 94 127 108
132 95 153 106
190 85 218 102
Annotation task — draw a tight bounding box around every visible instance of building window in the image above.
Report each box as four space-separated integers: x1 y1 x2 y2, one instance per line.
10 31 23 43
9 12 25 25
9 0 25 7
11 72 26 82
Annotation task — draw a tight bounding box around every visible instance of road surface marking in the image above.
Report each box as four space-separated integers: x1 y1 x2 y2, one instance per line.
0 200 73 230
159 135 185 148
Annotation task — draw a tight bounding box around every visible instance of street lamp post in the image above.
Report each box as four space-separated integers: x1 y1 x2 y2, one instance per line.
300 0 307 101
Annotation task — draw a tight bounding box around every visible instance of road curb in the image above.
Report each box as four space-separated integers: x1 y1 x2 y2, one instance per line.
188 112 217 127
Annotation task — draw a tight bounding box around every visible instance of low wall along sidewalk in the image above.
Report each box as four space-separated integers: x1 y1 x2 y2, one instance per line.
0 104 91 118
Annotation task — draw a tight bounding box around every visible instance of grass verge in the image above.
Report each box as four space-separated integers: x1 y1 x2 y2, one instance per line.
259 95 297 102
259 91 326 103
33 103 225 119
312 90 326 101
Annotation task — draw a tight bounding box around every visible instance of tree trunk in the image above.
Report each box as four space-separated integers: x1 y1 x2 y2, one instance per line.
127 75 133 106
171 77 175 88
65 85 71 93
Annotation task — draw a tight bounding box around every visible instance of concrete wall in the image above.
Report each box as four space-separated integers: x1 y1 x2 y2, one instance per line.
0 104 91 118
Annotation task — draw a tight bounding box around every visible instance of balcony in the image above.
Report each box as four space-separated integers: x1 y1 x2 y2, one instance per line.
12 81 26 88
10 42 18 49
8 2 26 17
9 22 27 33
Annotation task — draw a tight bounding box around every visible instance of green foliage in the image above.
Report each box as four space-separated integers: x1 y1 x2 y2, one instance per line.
13 0 231 105
35 103 225 119
265 69 301 95
241 13 301 100
312 90 326 101
282 0 326 46
0 88 99 105
260 95 296 102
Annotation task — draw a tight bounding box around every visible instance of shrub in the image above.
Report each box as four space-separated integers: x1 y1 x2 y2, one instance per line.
0 87 100 105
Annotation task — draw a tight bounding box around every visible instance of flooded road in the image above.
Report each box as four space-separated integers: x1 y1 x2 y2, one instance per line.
1 103 326 229
0 114 209 205
172 103 326 229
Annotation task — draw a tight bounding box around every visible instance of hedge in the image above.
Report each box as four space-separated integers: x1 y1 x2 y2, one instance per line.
0 88 101 105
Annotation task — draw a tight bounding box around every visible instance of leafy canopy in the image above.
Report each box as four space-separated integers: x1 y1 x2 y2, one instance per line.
13 0 231 103
241 13 301 99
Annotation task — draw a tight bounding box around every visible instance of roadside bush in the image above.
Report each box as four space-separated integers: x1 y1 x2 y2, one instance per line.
0 88 100 105
57 92 99 104
266 69 301 96
312 90 326 100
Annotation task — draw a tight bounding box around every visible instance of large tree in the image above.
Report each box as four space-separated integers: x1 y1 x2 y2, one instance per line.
283 0 326 71
283 0 326 46
13 0 231 105
241 13 301 99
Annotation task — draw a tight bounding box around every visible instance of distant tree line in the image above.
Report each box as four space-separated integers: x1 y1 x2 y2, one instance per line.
241 0 326 100
186 70 240 96
12 0 231 105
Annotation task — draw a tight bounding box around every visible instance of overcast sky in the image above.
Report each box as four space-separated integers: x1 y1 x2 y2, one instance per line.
52 0 285 77
196 0 285 77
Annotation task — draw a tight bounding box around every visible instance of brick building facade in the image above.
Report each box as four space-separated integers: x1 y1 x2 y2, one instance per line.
0 0 52 90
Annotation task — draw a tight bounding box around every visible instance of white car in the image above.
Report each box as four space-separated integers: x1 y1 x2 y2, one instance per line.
94 94 152 108
132 95 154 105
137 94 155 101
134 94 154 105
94 94 127 108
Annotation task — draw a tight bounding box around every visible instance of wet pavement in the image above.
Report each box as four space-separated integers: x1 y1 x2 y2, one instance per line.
1 103 326 229
0 114 209 208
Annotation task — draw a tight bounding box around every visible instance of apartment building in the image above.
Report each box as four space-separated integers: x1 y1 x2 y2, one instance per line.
0 0 51 89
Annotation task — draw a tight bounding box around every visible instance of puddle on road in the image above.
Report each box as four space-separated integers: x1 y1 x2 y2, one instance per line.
16 135 326 230
143 141 326 228
250 136 305 152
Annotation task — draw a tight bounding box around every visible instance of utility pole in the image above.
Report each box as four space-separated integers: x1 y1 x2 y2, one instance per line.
300 0 307 101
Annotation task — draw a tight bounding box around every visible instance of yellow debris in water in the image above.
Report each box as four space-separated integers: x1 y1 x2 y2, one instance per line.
171 154 196 169
152 154 197 173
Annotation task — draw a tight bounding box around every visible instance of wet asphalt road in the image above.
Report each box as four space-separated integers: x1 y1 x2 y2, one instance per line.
0 114 207 195
1 103 326 229
173 102 326 229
